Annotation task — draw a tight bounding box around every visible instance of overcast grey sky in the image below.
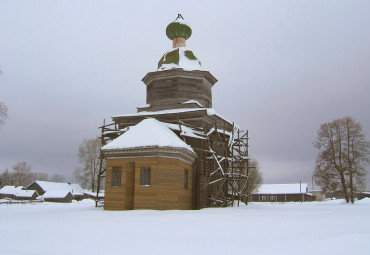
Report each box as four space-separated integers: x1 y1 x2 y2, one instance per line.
1 1 369 188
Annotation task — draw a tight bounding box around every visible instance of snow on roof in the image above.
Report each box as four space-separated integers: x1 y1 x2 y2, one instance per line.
102 118 194 153
83 190 104 198
207 127 232 137
14 190 38 198
69 184 84 196
42 190 72 199
113 107 205 118
182 100 203 107
27 181 83 196
255 183 309 195
163 122 206 139
32 181 71 192
0 186 24 195
113 108 234 126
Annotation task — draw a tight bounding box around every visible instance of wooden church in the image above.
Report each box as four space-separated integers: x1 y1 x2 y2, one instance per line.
100 15 250 210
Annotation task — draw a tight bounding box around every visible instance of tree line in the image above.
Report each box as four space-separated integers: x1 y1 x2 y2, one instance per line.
0 161 66 187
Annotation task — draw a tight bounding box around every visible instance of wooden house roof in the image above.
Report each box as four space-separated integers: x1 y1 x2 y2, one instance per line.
0 186 24 195
42 190 72 199
254 183 309 195
14 190 38 198
25 181 83 197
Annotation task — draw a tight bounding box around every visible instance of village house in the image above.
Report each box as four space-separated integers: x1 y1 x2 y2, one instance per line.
14 190 39 201
308 189 326 201
24 181 84 201
0 185 24 199
251 183 313 202
42 190 74 203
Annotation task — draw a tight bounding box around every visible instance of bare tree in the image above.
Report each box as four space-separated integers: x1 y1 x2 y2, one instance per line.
0 102 8 127
241 158 263 204
314 116 370 203
12 162 33 186
1 166 49 187
32 172 49 182
50 173 65 183
0 169 13 187
74 137 101 191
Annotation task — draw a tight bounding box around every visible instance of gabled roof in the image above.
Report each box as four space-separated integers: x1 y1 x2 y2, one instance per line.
0 186 24 195
255 183 308 195
27 181 70 192
14 190 38 198
70 184 84 196
25 181 83 197
101 118 194 153
42 190 72 199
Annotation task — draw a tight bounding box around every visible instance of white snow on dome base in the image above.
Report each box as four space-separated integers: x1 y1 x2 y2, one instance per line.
101 118 194 153
158 47 202 71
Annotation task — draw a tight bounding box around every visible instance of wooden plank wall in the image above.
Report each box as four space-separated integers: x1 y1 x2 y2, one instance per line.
104 156 193 210
125 162 135 209
146 77 212 110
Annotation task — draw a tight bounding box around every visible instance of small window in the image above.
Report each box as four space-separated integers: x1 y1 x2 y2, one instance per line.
262 196 267 201
112 166 122 187
184 169 189 189
140 166 151 186
270 195 276 201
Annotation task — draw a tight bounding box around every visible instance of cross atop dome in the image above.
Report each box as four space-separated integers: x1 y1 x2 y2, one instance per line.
157 15 201 71
166 14 192 48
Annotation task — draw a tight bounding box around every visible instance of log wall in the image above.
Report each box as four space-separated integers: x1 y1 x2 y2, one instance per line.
146 76 212 111
104 157 193 210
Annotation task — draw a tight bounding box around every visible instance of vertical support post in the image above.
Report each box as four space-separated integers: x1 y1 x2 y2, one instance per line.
300 180 302 203
95 119 105 208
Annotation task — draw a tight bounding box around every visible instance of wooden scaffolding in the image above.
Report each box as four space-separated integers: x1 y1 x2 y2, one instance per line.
95 118 251 208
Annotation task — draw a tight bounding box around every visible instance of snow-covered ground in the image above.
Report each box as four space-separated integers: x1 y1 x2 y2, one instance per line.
1 199 369 255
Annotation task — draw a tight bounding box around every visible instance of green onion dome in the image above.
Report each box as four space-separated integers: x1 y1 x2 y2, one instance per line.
157 15 201 71
166 16 192 40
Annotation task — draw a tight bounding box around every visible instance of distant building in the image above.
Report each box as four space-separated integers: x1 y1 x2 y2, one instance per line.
356 192 370 200
69 183 85 201
308 189 326 201
14 190 39 201
0 186 24 199
24 181 84 201
251 183 313 202
42 190 73 203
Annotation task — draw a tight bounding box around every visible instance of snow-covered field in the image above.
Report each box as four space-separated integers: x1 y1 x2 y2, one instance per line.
1 199 369 255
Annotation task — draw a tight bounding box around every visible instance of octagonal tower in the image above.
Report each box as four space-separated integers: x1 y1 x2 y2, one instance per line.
139 15 218 112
